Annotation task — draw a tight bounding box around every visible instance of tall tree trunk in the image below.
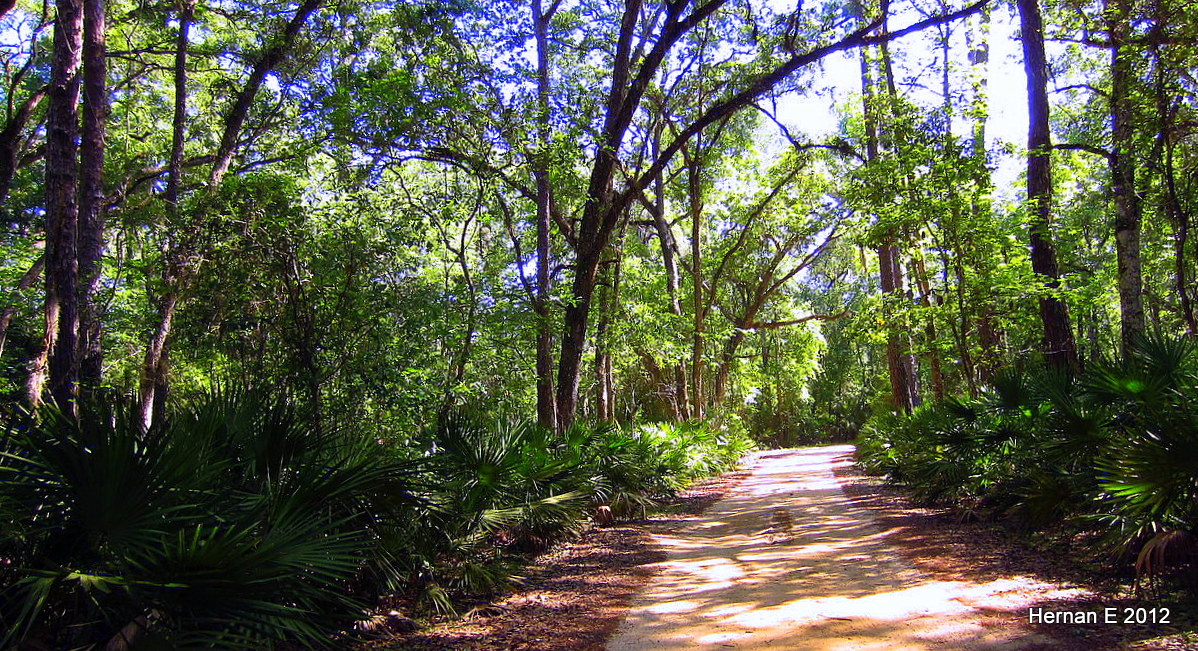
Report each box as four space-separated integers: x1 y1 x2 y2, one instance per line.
600 240 624 421
651 125 682 315
647 122 691 421
556 240 602 430
878 26 921 410
861 36 918 412
879 242 919 410
1106 0 1143 355
29 0 84 408
945 253 978 395
535 308 556 427
687 142 704 420
966 4 996 387
913 253 944 400
594 252 612 420
1164 130 1194 335
1018 0 1078 370
76 0 107 393
532 0 557 429
137 0 191 430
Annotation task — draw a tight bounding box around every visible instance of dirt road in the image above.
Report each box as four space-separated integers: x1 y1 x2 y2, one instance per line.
605 446 1086 650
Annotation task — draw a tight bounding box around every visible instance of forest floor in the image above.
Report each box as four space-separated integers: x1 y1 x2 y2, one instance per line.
373 446 1196 650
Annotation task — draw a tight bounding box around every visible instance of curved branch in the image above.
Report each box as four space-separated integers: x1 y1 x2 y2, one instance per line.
1053 142 1113 161
745 310 850 330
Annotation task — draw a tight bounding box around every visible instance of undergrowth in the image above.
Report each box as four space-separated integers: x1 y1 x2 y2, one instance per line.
856 334 1198 594
0 392 751 648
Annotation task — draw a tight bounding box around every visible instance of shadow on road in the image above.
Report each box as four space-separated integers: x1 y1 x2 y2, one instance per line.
607 446 1086 650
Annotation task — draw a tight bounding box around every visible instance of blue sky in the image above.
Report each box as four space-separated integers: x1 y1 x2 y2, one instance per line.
774 2 1030 200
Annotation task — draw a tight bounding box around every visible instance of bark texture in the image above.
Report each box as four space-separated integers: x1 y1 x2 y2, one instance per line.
77 0 107 392
29 0 84 408
1018 0 1078 370
1106 0 1144 355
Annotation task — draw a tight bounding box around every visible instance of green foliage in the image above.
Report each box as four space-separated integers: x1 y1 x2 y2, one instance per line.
0 388 751 644
634 419 754 490
391 412 753 613
14 0 1198 633
857 335 1198 579
0 390 417 648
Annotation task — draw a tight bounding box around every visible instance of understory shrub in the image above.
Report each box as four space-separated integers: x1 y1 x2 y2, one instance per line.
635 419 753 489
856 334 1198 583
0 389 417 649
395 413 753 612
1 393 752 646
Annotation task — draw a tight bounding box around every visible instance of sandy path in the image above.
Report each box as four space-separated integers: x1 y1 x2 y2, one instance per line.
606 446 1083 650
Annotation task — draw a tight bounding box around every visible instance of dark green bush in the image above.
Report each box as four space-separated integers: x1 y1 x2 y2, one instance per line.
1 393 753 644
0 389 418 648
394 413 753 612
857 335 1198 574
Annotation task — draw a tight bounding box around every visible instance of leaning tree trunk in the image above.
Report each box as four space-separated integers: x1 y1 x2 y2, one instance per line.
29 0 84 409
207 0 323 186
137 0 191 430
139 0 321 427
1018 0 1078 370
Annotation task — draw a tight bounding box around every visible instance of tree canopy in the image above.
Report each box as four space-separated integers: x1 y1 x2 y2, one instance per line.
3 0 1198 641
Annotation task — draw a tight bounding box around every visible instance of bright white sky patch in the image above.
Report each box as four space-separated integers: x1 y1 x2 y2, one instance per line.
770 2 1033 202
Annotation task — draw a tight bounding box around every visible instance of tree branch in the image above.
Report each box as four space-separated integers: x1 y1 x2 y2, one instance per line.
628 0 988 216
1053 142 1113 161
745 311 850 330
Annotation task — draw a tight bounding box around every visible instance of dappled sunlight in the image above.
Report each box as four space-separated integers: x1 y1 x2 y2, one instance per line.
645 599 703 614
607 446 1072 650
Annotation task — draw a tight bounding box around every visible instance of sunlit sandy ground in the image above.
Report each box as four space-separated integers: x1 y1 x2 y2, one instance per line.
606 446 1088 650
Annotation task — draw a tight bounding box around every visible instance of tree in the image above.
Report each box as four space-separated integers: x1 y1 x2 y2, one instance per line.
77 0 107 392
1105 0 1145 354
551 0 987 428
28 0 84 408
135 0 328 428
1018 0 1077 369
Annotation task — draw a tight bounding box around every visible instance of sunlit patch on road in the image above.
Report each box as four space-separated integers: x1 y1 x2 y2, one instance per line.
606 445 1087 650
